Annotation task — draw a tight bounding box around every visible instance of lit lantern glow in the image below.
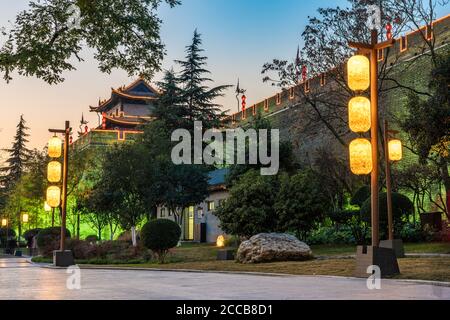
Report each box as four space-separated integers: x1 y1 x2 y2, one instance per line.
349 139 373 175
48 136 62 158
44 202 51 212
388 139 403 161
47 161 62 183
348 55 370 91
216 235 225 248
349 97 371 133
22 213 29 223
46 186 61 208
1 219 7 227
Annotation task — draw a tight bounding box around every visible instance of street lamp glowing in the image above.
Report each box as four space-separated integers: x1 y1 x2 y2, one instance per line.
46 186 61 208
349 97 371 133
47 161 62 183
349 138 373 175
48 136 62 158
1 219 7 227
388 139 403 161
216 235 225 248
22 213 29 223
347 55 370 91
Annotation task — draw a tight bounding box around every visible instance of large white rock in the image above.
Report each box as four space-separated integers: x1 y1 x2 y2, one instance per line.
237 233 313 264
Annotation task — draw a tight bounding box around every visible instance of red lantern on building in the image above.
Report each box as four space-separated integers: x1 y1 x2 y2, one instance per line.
241 95 247 111
302 65 307 82
84 125 89 134
102 112 107 130
69 136 73 145
386 22 393 40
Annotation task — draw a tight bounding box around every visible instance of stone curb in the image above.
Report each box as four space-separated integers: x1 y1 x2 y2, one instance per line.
25 257 450 288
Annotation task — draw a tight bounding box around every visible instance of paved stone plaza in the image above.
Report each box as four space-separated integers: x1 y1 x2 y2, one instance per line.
0 257 449 300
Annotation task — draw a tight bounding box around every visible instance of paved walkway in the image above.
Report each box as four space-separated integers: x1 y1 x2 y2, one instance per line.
0 257 449 300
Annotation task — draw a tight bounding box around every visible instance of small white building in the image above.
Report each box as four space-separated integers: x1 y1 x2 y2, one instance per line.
156 169 229 243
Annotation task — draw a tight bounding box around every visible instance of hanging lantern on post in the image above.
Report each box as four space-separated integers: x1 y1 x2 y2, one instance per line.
47 161 62 183
48 136 62 158
1 219 7 227
22 213 29 223
388 139 403 161
348 97 371 133
349 138 373 175
347 55 370 91
46 186 61 208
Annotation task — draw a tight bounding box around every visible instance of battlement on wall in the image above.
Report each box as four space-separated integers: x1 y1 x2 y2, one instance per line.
71 129 143 152
225 14 450 126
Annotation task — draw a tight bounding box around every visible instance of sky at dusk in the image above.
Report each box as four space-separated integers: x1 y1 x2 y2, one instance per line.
0 0 448 152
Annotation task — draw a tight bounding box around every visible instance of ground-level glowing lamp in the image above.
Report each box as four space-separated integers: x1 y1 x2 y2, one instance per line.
216 235 225 248
46 186 61 208
348 97 371 133
347 55 370 91
48 135 62 158
47 161 62 183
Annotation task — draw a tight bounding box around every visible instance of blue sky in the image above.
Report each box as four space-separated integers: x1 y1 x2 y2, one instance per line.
0 0 448 150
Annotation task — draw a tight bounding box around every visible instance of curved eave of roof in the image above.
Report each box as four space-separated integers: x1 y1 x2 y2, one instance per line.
104 115 151 125
111 89 159 101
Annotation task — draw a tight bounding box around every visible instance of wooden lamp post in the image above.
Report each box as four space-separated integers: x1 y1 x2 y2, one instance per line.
348 30 400 277
379 120 405 258
47 121 74 267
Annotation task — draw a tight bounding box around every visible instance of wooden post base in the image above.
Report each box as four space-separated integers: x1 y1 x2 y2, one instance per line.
354 246 400 278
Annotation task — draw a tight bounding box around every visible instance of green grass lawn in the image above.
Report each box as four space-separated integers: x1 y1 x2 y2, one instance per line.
311 242 450 256
30 242 450 282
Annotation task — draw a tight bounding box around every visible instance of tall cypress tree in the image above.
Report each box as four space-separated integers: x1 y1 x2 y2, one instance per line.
176 29 231 129
0 115 31 190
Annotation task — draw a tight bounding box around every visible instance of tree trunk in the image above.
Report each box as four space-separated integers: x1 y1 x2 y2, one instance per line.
109 223 115 241
131 226 137 247
76 212 80 240
439 158 450 220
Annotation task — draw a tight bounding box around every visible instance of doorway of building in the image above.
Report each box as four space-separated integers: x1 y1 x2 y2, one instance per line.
183 206 194 241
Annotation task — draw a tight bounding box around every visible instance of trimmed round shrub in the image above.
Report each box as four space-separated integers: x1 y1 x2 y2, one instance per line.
85 235 98 243
360 192 414 238
141 219 181 264
23 228 42 248
351 185 370 207
36 227 71 257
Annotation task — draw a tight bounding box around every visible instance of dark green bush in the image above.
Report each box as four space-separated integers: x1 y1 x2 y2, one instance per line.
351 185 370 207
307 225 358 245
36 227 71 257
0 228 16 243
65 239 95 260
360 192 414 239
85 235 98 243
141 219 181 263
23 228 42 248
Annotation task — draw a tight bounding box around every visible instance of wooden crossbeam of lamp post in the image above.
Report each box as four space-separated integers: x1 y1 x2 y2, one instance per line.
48 121 71 252
348 30 395 247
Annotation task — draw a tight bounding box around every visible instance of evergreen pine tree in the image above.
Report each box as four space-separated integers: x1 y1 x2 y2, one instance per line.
0 115 31 190
154 69 192 132
176 29 231 129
